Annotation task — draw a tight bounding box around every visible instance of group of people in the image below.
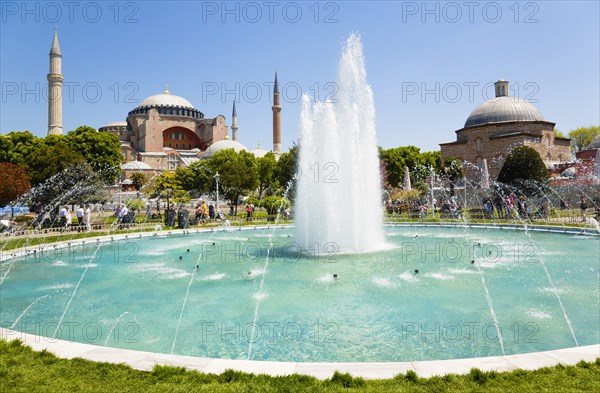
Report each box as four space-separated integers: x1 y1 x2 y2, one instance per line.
57 205 92 231
194 200 224 223
115 203 130 224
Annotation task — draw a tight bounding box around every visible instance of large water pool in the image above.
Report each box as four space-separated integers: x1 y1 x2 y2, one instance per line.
1 225 598 362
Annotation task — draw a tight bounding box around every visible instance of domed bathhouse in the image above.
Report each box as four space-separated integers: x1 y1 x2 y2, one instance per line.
440 80 572 181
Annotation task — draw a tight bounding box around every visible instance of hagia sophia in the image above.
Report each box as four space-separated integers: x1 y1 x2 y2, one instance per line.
46 29 598 185
46 28 281 178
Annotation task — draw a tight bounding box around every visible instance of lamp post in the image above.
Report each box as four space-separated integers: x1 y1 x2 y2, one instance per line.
430 167 435 219
214 172 220 218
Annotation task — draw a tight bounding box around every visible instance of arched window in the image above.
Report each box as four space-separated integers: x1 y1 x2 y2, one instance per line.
546 153 552 162
547 135 551 147
558 154 563 162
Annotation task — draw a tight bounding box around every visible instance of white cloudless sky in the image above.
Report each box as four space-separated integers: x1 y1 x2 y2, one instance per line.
1 1 598 152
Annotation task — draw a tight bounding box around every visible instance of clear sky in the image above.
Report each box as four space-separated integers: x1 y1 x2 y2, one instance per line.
1 1 599 152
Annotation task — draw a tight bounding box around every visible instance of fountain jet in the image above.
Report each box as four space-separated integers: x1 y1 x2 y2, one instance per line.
295 34 386 253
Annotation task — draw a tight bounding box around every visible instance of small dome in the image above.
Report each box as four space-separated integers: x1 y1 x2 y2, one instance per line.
465 96 545 128
138 92 194 109
252 143 269 158
202 139 247 159
121 161 153 170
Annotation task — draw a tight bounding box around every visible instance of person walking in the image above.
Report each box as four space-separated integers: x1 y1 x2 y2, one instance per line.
84 205 92 231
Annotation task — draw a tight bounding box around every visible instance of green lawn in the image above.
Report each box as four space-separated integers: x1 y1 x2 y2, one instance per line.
0 340 598 392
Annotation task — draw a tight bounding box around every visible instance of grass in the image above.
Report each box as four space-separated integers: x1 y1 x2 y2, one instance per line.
0 339 598 392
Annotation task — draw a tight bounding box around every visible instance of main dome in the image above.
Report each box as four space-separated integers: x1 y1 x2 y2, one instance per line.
464 96 545 128
464 80 545 128
138 92 194 109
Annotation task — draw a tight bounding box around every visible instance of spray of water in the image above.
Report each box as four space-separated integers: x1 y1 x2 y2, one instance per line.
295 33 386 253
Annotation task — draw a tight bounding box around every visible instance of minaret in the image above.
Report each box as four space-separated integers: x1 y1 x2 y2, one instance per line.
272 72 281 154
47 26 64 135
231 100 238 142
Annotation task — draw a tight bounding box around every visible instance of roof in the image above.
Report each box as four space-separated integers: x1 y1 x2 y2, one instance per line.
100 121 127 128
464 96 545 128
202 139 248 159
138 92 194 109
121 161 153 170
50 26 61 55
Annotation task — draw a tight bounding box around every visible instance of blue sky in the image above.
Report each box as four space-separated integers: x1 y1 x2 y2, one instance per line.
1 1 599 152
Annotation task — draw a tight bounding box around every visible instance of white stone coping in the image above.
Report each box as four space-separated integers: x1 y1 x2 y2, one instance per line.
1 328 598 379
2 224 598 378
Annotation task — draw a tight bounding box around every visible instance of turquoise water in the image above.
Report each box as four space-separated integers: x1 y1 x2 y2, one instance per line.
1 226 598 362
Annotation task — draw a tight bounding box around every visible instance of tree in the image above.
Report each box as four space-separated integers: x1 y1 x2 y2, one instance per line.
276 145 298 199
208 149 259 212
0 163 31 206
23 139 85 185
378 146 442 188
568 126 599 153
497 146 549 195
129 172 147 191
554 129 565 138
442 158 465 197
22 162 108 213
259 195 290 216
175 160 213 194
151 171 189 203
65 126 123 183
256 152 279 198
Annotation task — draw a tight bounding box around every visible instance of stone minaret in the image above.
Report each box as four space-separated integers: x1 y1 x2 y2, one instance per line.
47 26 64 135
231 100 238 142
272 72 281 154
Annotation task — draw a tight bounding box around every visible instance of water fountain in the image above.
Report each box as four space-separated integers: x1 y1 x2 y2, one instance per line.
295 33 386 253
1 34 598 377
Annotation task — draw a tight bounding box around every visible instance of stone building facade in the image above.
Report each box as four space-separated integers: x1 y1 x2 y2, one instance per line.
440 80 571 181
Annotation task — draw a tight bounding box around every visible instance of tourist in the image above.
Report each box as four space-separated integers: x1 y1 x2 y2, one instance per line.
146 202 152 219
58 205 68 227
201 201 209 222
76 206 84 226
229 203 235 216
580 197 588 223
84 204 92 231
65 207 72 228
195 203 203 222
208 204 215 220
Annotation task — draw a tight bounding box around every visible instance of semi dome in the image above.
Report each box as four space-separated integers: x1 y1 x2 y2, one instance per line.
201 136 247 160
100 121 127 128
121 161 153 170
251 144 269 158
138 89 194 109
464 80 545 128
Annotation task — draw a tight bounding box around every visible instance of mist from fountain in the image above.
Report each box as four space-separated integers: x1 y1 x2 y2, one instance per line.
295 33 386 253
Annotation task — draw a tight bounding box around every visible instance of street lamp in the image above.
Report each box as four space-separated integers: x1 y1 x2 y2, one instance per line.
214 172 220 218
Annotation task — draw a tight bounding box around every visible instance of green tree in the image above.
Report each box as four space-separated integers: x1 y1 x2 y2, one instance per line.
497 146 549 195
259 195 290 216
65 126 122 183
276 145 298 199
256 152 279 198
23 162 108 213
554 129 565 138
175 160 213 194
151 171 189 203
0 163 31 206
129 172 147 191
0 131 39 164
568 126 599 152
441 158 465 197
23 139 85 185
378 146 441 188
208 149 259 212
